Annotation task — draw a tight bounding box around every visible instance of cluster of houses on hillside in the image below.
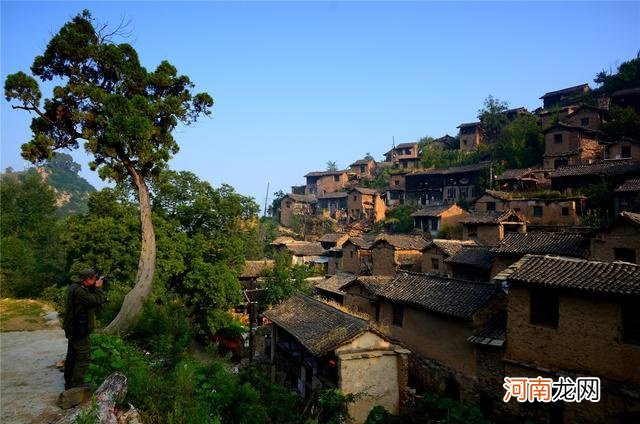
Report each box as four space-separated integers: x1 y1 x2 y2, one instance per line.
253 83 640 423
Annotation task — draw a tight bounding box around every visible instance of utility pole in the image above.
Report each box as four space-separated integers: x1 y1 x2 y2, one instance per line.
263 182 269 218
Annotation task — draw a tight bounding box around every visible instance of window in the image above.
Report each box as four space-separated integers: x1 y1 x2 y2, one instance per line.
533 206 543 217
530 288 559 328
334 175 340 182
554 159 568 169
392 304 404 327
431 258 439 270
447 188 456 198
621 146 631 158
459 187 468 198
353 195 357 201
486 201 496 211
622 302 640 345
395 180 400 186
561 207 569 216
350 250 354 258
462 139 468 146
374 303 381 322
360 165 365 173
581 118 589 127
554 133 563 144
430 218 439 231
286 201 292 208
614 248 637 264
467 224 478 237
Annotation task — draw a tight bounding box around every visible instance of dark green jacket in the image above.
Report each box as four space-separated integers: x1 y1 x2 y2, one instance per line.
63 282 104 339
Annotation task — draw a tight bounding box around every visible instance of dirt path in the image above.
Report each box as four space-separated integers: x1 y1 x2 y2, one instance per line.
1 312 67 423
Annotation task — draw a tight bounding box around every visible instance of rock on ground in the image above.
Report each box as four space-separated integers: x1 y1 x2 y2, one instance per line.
1 328 67 423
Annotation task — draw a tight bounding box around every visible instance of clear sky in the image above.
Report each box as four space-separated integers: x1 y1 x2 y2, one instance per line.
2 1 639 212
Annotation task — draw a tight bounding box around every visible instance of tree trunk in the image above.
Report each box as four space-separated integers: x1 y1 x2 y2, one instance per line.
104 169 156 334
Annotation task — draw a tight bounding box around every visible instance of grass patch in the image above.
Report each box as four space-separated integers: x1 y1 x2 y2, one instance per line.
0 298 52 331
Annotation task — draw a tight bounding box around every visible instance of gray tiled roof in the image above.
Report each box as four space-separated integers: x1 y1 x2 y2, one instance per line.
350 187 378 195
428 239 477 256
286 194 317 203
318 233 348 243
615 178 640 193
496 168 540 181
506 255 640 295
341 275 395 293
410 162 489 176
285 242 327 256
445 246 497 269
467 311 506 347
263 294 370 356
372 272 498 320
344 234 378 249
318 192 348 199
411 205 458 217
549 160 640 178
620 211 640 226
483 190 513 201
459 210 524 225
373 234 430 251
540 83 589 99
305 170 348 177
241 260 275 278
350 159 375 166
491 232 590 258
315 273 357 296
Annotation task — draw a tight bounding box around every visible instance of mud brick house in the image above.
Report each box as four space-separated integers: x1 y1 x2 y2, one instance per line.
277 241 328 270
347 187 386 222
264 294 410 424
542 123 602 170
457 122 484 151
495 168 550 192
538 105 577 129
349 158 376 179
318 233 349 250
445 246 498 281
340 235 377 275
349 272 504 403
460 210 527 246
240 260 275 290
504 107 530 120
317 192 347 218
411 204 468 236
539 83 590 109
549 160 640 195
406 162 489 206
384 142 420 169
605 136 640 161
370 234 429 275
564 104 608 131
384 172 407 207
313 273 357 304
421 239 477 276
304 170 349 196
280 194 317 227
591 211 640 264
614 178 640 215
341 275 394 317
490 232 590 276
494 255 640 424
474 190 586 227
430 134 457 150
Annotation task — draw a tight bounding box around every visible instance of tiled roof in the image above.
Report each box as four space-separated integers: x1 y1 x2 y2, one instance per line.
241 260 275 278
565 104 608 118
459 210 524 225
318 192 348 199
341 275 394 293
540 83 589 99
271 236 297 245
350 159 375 166
445 246 497 270
350 187 377 195
344 234 378 249
263 294 370 356
467 311 506 347
544 148 582 158
505 255 640 295
483 190 513 201
491 232 590 258
395 142 418 149
372 272 498 320
619 211 640 226
496 168 534 181
549 160 640 178
318 233 349 244
373 234 430 251
615 178 640 193
305 170 347 177
286 194 317 203
315 273 357 296
542 122 599 134
428 239 478 256
457 121 481 128
410 162 489 176
285 242 327 256
411 204 459 217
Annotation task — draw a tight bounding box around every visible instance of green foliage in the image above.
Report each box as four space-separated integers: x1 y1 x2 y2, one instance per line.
437 224 463 240
478 95 510 142
409 392 489 424
0 170 65 297
492 115 544 169
269 190 286 220
594 57 640 95
263 253 313 306
384 205 415 234
365 405 402 424
326 161 338 172
310 389 362 424
73 400 99 424
601 106 640 140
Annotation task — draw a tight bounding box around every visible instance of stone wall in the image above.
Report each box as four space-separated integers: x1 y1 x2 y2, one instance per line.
591 221 640 263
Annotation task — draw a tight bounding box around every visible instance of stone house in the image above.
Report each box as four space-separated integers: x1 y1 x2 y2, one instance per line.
537 105 577 129
313 273 357 305
458 122 484 151
411 204 469 237
349 158 377 179
347 187 386 222
542 123 602 170
495 255 640 424
474 190 586 227
384 142 420 169
591 211 640 264
549 160 640 195
317 192 348 218
564 104 608 131
539 83 590 109
264 294 410 424
370 234 429 276
347 272 505 403
318 233 349 250
605 136 640 161
495 168 550 192
406 162 489 206
430 134 457 150
384 172 407 207
280 194 317 227
614 179 640 215
340 235 377 275
460 210 527 246
490 232 590 276
445 246 498 281
304 170 349 196
420 239 477 276
240 260 275 290
341 275 394 317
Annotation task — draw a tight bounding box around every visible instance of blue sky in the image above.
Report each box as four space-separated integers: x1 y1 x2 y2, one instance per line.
2 1 639 212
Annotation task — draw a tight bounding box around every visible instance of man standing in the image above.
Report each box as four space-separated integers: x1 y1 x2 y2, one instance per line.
63 269 105 390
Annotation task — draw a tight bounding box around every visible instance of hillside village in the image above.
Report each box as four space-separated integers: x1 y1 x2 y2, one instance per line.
249 77 640 423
